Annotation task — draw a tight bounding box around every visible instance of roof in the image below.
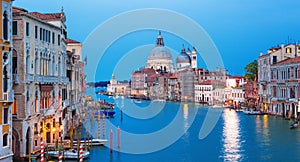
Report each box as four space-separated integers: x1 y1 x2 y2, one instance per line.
134 68 156 74
199 80 213 85
66 38 81 44
273 56 300 66
29 12 63 21
12 7 28 13
199 80 225 85
170 75 178 79
229 76 244 79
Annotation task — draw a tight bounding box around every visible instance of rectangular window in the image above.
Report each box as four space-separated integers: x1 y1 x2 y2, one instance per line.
58 34 61 46
43 29 45 41
72 49 76 54
26 22 30 37
12 21 18 35
286 47 291 54
35 26 38 39
273 56 277 64
52 32 55 44
48 31 51 43
45 30 47 42
40 28 42 40
3 107 8 124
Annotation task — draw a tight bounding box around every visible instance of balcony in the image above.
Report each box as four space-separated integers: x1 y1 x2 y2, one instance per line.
40 108 56 117
59 77 70 84
26 74 34 83
62 99 69 107
35 75 58 83
0 91 14 103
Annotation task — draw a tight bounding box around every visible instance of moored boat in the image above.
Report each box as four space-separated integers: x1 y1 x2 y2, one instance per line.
73 138 109 146
290 121 299 129
47 149 90 159
243 110 267 115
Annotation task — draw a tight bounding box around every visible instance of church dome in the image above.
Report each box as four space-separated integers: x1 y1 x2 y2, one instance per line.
148 46 172 60
147 32 173 61
146 32 174 72
176 46 191 64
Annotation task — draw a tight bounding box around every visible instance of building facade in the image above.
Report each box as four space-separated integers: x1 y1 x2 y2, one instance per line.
66 38 86 136
12 7 69 158
107 74 129 96
270 57 300 118
0 0 14 161
258 44 300 111
195 81 213 104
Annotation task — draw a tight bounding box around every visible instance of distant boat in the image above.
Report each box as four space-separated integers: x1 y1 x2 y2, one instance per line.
243 110 267 115
94 110 115 116
290 121 298 129
152 99 166 102
47 149 90 159
235 109 243 112
212 105 224 108
101 110 115 116
133 99 142 103
73 138 108 146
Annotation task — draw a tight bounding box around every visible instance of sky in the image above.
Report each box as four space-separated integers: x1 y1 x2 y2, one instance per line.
14 0 300 82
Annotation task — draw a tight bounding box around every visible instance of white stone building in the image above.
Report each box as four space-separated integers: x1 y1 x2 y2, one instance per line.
195 81 213 104
12 7 69 157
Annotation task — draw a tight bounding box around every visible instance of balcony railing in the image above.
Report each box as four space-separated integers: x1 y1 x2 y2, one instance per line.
0 91 14 103
62 99 69 107
35 75 59 83
26 74 34 83
59 77 70 84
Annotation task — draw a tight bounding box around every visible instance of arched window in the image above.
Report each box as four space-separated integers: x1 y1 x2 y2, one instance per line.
3 11 8 40
3 134 8 147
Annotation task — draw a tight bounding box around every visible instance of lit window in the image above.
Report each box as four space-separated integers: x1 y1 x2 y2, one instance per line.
286 47 291 54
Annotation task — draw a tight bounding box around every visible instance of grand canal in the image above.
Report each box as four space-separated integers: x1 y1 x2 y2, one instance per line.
82 88 300 162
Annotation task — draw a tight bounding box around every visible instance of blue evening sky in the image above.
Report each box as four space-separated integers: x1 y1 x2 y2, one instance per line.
14 0 300 81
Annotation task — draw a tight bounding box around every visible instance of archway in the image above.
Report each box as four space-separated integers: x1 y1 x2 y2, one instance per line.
25 127 31 156
12 128 20 157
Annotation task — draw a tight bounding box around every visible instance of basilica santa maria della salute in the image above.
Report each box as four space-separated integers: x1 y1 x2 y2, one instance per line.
146 32 198 71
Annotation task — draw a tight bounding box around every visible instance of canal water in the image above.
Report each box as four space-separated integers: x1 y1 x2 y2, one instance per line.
82 88 300 162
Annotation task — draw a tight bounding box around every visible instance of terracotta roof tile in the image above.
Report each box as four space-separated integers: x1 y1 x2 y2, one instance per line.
66 38 81 44
12 7 28 13
273 56 300 66
29 12 63 21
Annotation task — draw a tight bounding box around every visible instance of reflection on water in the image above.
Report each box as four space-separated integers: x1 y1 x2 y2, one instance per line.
222 109 242 161
183 104 189 132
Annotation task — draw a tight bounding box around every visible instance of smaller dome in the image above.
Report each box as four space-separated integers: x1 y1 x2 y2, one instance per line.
176 46 191 64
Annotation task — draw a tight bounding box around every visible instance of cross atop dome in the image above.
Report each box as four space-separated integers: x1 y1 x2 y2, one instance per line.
156 31 164 46
181 44 186 52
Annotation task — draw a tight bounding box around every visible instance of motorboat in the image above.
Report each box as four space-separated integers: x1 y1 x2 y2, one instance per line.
73 138 109 146
212 105 224 108
290 121 299 129
243 110 267 115
47 149 90 159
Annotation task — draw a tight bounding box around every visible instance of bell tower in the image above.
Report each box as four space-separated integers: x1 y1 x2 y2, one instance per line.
191 47 197 68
